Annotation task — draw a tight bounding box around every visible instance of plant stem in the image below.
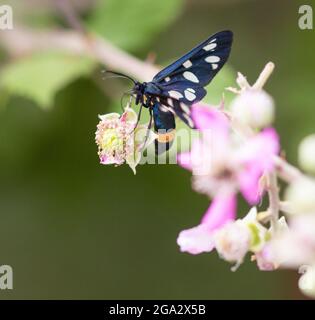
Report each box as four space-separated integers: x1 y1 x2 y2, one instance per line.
273 156 303 182
0 27 158 82
267 171 280 230
253 62 275 90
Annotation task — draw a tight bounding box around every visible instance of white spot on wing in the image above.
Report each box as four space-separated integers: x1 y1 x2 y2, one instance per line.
205 56 220 63
183 113 194 128
156 97 160 102
203 43 217 51
180 103 191 114
168 90 183 100
165 76 171 82
184 88 196 101
183 60 193 68
210 38 216 43
212 64 218 70
159 105 170 113
167 98 174 107
183 71 199 83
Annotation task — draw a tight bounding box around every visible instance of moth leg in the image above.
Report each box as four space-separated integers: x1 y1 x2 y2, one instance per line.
133 103 144 132
141 108 153 151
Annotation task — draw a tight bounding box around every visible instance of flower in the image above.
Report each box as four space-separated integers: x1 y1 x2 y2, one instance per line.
177 104 280 205
253 216 288 271
284 177 315 215
255 246 277 271
298 134 315 175
213 207 269 268
270 214 315 268
230 89 275 129
214 220 250 265
95 108 157 174
177 193 236 255
298 265 315 298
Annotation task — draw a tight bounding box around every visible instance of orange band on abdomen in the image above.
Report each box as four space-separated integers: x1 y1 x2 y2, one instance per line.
157 130 176 143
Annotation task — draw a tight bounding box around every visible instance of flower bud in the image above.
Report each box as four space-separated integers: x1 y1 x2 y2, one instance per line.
298 265 315 298
284 178 315 214
214 221 250 264
255 245 278 271
298 134 315 175
231 90 274 129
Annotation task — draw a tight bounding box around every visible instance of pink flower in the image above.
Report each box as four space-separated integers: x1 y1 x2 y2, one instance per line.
255 245 278 271
271 214 315 268
177 193 236 254
177 103 280 205
214 221 251 264
95 108 156 174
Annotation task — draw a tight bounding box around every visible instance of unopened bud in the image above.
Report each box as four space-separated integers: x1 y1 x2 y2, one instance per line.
231 90 274 129
285 178 315 214
298 134 315 175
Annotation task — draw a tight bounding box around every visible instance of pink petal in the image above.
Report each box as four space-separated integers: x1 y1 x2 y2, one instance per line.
177 152 192 171
177 224 215 255
236 128 280 172
177 193 237 255
255 246 277 271
191 103 229 133
237 165 262 204
177 138 211 174
236 128 279 204
201 193 237 230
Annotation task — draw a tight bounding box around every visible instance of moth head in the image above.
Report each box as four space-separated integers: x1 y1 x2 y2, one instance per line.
133 82 145 94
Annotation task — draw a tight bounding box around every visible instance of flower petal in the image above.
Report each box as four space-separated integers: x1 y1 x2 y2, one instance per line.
201 193 237 230
191 103 229 133
121 107 138 124
177 224 215 255
255 245 278 271
126 151 141 175
237 165 263 204
134 125 157 151
98 113 120 121
236 128 280 172
177 152 192 171
177 193 236 255
236 128 279 204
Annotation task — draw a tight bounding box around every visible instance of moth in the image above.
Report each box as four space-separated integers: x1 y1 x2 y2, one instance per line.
107 30 233 154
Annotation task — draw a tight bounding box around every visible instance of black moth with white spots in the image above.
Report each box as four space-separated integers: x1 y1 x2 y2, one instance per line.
118 30 233 154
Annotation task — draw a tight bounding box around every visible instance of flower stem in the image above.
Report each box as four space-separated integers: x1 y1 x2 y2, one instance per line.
273 156 303 182
266 171 280 231
252 62 275 90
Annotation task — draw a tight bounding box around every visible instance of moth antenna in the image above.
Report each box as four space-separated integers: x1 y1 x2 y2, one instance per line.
102 70 137 85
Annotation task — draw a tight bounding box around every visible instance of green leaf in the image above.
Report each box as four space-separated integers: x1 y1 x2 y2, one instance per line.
203 65 236 106
88 0 183 51
0 52 96 108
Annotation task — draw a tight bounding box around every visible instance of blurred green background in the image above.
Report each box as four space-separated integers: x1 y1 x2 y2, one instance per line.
0 0 314 299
